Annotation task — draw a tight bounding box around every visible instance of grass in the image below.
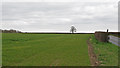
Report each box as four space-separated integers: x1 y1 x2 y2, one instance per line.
2 33 91 66
110 34 120 38
90 35 119 66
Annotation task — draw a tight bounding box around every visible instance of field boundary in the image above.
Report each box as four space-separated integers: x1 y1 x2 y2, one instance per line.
87 37 100 66
21 33 94 34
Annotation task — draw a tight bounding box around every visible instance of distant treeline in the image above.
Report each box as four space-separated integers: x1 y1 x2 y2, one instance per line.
0 29 120 35
0 29 22 33
23 32 94 34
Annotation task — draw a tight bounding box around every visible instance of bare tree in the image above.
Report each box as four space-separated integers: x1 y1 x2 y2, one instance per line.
70 25 76 33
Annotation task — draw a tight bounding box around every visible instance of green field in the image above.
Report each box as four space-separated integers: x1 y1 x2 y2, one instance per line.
2 33 91 66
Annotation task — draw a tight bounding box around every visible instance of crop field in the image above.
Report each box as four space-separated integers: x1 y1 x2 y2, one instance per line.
2 33 91 66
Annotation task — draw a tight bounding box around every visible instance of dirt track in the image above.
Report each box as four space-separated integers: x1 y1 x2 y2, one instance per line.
87 37 100 66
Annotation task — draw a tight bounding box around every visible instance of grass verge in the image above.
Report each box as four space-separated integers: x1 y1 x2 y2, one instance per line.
110 34 120 38
90 35 119 66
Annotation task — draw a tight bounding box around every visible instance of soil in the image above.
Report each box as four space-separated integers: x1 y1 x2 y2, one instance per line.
87 37 100 66
50 59 60 66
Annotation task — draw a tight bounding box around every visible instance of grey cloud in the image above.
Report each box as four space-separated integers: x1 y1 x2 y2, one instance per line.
1 2 118 32
3 0 119 2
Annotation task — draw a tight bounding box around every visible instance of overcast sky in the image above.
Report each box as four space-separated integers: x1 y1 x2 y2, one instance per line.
1 0 119 32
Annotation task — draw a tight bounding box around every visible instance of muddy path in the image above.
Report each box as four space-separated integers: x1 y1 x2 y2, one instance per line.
87 37 100 66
